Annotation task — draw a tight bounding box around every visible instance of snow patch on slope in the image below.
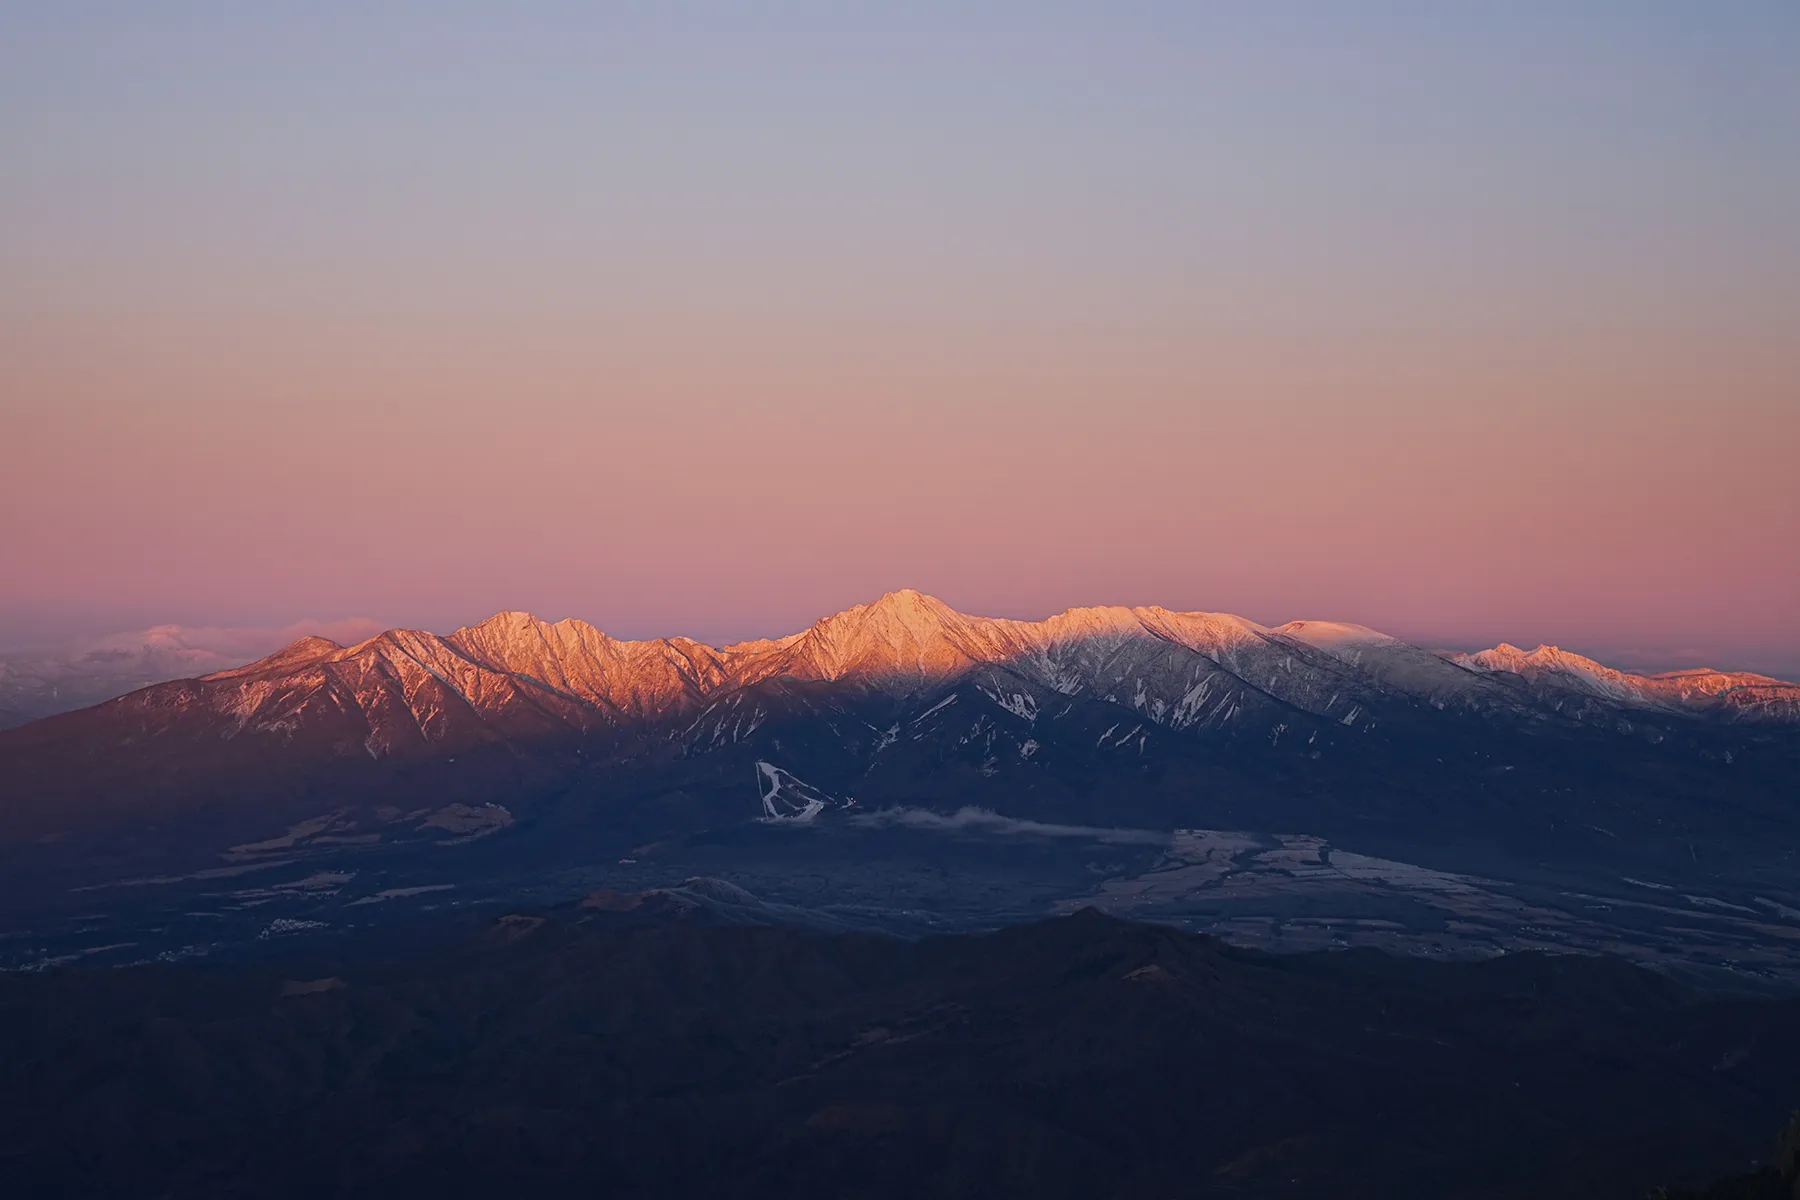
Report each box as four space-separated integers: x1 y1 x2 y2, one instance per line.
756 761 839 822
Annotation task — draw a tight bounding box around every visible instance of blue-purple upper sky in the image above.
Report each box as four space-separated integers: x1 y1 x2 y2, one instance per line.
3 3 1797 674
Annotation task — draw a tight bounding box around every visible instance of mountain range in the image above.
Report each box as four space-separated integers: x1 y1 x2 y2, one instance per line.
3 597 1796 1191
7 591 1797 744
4 589 1799 972
4 590 1797 847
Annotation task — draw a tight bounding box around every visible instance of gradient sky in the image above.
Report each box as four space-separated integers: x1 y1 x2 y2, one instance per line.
3 3 1797 674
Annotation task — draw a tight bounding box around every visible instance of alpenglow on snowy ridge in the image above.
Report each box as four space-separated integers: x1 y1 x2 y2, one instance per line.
6 587 1800 993
38 589 1798 751
2 589 1796 868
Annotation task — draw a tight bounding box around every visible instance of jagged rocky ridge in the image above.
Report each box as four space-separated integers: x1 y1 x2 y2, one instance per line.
26 590 1800 753
1 590 1796 855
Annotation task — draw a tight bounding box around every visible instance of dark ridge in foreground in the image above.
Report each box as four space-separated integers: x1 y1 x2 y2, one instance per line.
1654 1112 1800 1198
2 907 1796 1199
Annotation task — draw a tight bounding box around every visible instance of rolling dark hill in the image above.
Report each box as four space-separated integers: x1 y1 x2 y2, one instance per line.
2 905 1796 1199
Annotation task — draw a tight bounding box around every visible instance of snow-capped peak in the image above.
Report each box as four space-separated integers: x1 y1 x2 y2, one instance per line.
1455 642 1628 689
761 589 984 685
1274 621 1399 651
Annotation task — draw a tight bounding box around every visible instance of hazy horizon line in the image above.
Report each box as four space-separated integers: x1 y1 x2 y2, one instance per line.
5 595 1796 683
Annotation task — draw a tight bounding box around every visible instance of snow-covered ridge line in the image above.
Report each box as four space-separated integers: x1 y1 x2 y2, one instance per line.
217 590 1798 717
236 588 1792 694
1447 642 1799 717
28 588 1792 744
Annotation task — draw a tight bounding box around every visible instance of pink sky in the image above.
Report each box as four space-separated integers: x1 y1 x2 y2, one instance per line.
5 309 1795 677
2 6 1796 677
